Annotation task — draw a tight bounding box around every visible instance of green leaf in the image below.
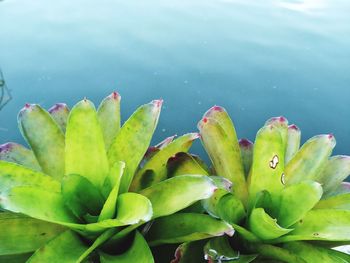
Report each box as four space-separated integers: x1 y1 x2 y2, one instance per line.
99 162 125 221
0 143 41 171
198 116 248 205
315 193 350 210
283 241 350 263
167 152 209 177
18 104 65 180
201 176 232 217
100 231 154 263
113 192 152 225
108 100 162 193
277 209 350 242
2 185 150 234
62 174 105 219
65 99 109 189
97 92 121 151
48 103 70 133
239 138 253 177
204 236 257 263
248 208 292 240
139 175 216 218
1 186 77 225
278 181 323 227
0 212 65 255
318 155 350 194
285 134 336 185
0 161 60 195
146 213 233 246
231 224 260 242
130 133 199 191
285 124 301 164
171 240 207 263
248 121 287 211
0 253 32 263
251 244 306 263
216 193 246 224
27 230 89 263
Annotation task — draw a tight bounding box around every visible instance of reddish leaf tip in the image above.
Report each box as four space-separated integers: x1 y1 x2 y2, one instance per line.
288 124 300 131
239 138 253 148
0 142 13 153
152 99 163 108
48 103 67 114
110 91 120 100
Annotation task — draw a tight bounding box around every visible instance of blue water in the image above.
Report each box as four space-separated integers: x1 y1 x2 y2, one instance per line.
1 0 350 161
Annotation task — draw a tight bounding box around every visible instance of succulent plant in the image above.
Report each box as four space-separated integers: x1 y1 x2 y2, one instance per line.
169 106 350 262
0 93 229 262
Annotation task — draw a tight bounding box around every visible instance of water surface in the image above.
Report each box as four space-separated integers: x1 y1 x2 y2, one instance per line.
1 0 350 162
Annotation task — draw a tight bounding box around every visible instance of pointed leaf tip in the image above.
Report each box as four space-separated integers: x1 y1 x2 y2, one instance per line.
152 99 163 108
110 91 121 100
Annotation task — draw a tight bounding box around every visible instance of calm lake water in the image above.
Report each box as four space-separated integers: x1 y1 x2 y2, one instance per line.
1 0 350 164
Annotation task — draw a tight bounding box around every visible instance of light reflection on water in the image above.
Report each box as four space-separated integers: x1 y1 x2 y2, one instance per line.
0 0 350 164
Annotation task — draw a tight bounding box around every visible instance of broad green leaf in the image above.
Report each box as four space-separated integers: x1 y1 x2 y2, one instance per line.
167 152 209 177
27 230 89 263
146 213 233 246
239 138 253 177
248 208 292 240
285 134 336 185
285 124 301 164
248 122 286 210
76 193 151 233
65 99 109 189
0 161 60 195
318 155 350 194
18 104 65 180
1 184 148 235
283 241 350 263
171 240 207 263
139 175 216 218
100 231 154 263
216 193 246 224
201 176 232 217
130 133 199 191
1 186 77 225
108 100 162 193
231 224 260 242
0 143 41 171
113 192 152 224
62 174 105 219
97 92 121 150
277 209 350 242
278 181 323 227
0 253 32 263
315 193 350 210
99 162 125 221
204 236 257 263
48 103 70 133
0 212 65 255
198 116 248 205
250 244 306 263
